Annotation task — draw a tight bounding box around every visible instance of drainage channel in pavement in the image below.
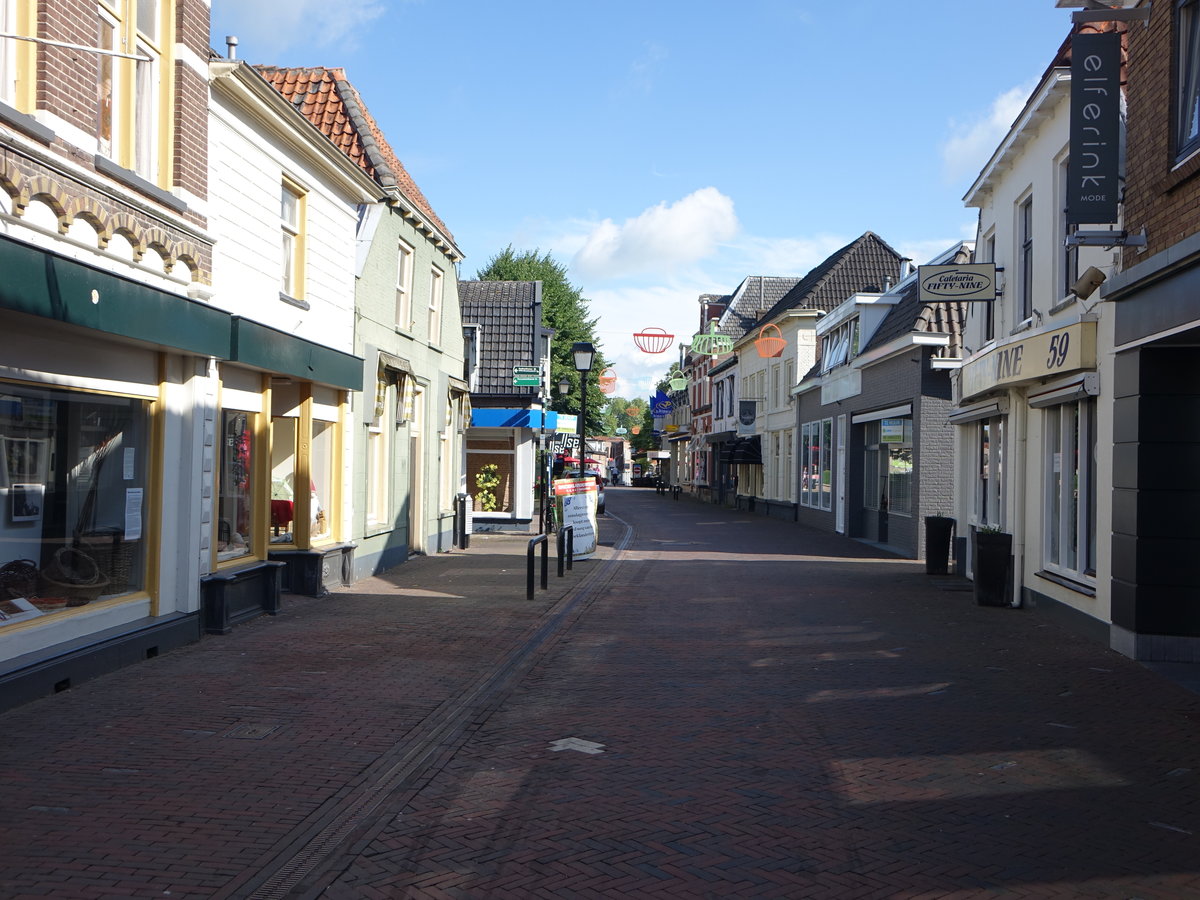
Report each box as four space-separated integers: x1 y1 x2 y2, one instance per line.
212 518 634 900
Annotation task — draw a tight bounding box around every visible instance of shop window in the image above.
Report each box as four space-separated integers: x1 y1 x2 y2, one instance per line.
269 414 297 544
1043 399 1097 580
309 386 340 543
800 418 832 510
310 420 334 541
466 435 514 513
1178 0 1200 160
217 410 255 562
976 416 1006 528
0 385 149 626
863 418 913 514
396 240 413 330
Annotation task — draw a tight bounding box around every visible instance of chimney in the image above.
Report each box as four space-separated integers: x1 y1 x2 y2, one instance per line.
226 35 239 59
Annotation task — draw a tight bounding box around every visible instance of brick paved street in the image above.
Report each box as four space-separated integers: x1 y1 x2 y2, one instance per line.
3 487 1200 898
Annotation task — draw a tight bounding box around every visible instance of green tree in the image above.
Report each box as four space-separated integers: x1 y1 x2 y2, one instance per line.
476 247 606 435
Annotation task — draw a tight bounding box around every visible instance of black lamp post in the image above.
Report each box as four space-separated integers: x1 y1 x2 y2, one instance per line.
572 342 595 473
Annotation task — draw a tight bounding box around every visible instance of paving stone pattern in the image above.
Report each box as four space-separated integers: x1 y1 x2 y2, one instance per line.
2 493 1200 898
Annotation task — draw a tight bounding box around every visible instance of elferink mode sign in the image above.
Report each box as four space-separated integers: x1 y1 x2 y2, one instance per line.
1067 32 1121 226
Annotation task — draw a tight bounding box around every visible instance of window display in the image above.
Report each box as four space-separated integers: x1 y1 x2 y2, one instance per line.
217 410 254 561
0 384 148 625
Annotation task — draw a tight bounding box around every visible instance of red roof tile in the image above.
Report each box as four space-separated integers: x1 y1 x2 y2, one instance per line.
256 66 455 246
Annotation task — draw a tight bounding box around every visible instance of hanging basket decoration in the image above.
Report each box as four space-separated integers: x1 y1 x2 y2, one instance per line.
625 405 640 417
631 425 641 435
755 323 787 358
632 327 675 354
616 427 628 435
598 367 618 394
667 367 688 391
690 320 733 357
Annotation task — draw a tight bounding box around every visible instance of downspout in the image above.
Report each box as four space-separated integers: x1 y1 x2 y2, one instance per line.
1010 395 1027 608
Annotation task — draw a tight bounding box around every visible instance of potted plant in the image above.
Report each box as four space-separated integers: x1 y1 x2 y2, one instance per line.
973 524 1012 607
475 464 501 512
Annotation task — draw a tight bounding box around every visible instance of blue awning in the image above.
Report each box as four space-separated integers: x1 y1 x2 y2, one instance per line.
470 408 558 429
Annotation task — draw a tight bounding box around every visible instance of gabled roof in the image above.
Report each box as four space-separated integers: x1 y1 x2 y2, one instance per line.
715 277 801 338
746 232 905 333
861 244 970 357
256 66 458 256
460 280 540 396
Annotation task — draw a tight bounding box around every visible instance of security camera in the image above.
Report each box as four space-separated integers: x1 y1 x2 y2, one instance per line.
1071 266 1107 300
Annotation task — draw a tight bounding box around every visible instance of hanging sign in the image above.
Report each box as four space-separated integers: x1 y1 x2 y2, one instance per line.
1067 31 1121 225
918 264 997 303
650 390 674 417
737 399 757 435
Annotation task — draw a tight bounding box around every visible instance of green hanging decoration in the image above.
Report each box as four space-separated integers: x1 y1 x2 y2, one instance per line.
667 367 688 391
690 320 733 357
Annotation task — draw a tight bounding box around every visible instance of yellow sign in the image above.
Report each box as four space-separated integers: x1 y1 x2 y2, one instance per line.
960 321 1095 400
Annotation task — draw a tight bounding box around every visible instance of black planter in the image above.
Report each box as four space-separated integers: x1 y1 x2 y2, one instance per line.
973 530 1013 607
924 516 955 575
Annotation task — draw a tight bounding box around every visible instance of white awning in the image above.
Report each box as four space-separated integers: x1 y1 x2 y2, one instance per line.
851 403 912 425
948 396 1010 425
1027 372 1099 409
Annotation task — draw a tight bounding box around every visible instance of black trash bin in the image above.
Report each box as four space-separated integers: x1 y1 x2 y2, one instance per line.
924 516 955 575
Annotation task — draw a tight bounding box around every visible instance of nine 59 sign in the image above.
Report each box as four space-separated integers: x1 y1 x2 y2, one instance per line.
960 322 1096 400
1067 32 1121 225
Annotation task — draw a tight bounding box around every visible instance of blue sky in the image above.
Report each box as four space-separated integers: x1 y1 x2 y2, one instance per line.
210 0 1075 398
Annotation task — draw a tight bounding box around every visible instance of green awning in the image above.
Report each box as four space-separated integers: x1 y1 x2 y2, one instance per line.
231 318 363 390
0 233 232 358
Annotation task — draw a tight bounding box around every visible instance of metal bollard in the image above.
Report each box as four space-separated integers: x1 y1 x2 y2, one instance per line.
557 524 574 577
527 535 548 600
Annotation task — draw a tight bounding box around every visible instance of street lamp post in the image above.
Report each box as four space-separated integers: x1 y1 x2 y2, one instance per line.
572 342 595 474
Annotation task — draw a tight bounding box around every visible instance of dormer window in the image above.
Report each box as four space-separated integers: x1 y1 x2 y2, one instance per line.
822 317 860 372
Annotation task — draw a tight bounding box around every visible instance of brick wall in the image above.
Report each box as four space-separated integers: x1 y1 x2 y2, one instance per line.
36 0 96 136
11 0 212 277
1122 4 1200 266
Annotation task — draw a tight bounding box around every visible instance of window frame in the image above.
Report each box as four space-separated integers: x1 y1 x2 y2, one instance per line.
1177 0 1200 161
427 265 444 345
1017 194 1034 324
395 239 414 331
280 178 306 300
1042 398 1097 581
95 0 166 182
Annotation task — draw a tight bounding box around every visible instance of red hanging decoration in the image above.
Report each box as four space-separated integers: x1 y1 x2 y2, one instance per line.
632 327 674 354
598 367 618 394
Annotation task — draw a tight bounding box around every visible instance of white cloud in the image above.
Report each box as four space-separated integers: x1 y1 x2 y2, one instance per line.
213 0 387 57
571 188 739 280
941 83 1034 185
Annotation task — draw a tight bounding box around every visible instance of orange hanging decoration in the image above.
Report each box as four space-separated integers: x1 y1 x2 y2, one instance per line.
631 425 641 435
632 327 674 354
625 405 640 417
755 323 786 358
598 367 618 394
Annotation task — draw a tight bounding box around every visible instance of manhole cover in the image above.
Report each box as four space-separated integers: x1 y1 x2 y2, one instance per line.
224 723 284 740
